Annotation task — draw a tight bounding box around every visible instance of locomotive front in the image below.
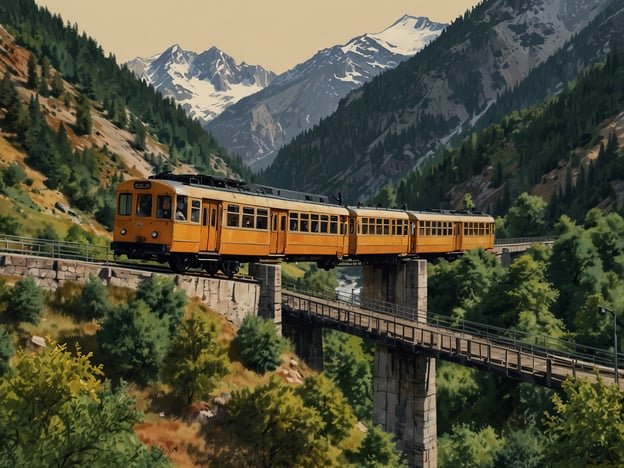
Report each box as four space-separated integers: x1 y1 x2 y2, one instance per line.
111 179 177 262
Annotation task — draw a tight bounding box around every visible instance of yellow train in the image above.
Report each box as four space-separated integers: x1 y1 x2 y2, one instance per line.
111 174 495 276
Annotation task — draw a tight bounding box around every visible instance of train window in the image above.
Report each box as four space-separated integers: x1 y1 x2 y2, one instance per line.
330 216 338 234
242 207 255 228
137 194 152 217
384 219 390 235
281 215 286 231
290 213 298 231
391 220 396 236
320 215 328 233
156 196 172 219
311 214 319 233
362 221 368 235
375 219 382 235
175 196 188 220
419 222 425 236
227 205 240 227
349 218 355 234
211 208 217 227
118 193 132 216
257 209 268 230
202 208 207 226
190 200 200 223
436 222 442 236
340 219 346 235
300 213 309 232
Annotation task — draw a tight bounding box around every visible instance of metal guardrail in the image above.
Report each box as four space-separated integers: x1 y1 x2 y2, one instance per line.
282 280 621 375
0 235 113 263
0 234 549 263
494 236 555 245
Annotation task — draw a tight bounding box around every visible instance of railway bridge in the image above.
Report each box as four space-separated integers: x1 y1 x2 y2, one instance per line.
0 235 619 468
279 260 621 468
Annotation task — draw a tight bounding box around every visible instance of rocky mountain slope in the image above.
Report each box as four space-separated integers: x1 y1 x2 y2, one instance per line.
0 26 199 237
206 15 447 171
263 0 616 203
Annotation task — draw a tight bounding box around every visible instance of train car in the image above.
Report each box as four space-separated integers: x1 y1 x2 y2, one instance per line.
111 175 350 276
112 173 495 276
346 207 410 263
282 203 349 269
407 211 495 257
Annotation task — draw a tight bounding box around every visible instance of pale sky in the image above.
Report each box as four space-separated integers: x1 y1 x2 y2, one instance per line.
35 1 481 74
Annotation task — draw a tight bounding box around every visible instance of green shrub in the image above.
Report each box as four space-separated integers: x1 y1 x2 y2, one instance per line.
233 315 288 373
6 275 44 325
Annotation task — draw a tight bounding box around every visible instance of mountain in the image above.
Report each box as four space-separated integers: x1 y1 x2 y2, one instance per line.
126 45 276 126
205 15 447 171
263 0 617 203
0 0 254 239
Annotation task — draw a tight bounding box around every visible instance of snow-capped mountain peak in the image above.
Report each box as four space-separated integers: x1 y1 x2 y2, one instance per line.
126 15 447 171
367 15 447 56
125 45 276 124
205 15 448 171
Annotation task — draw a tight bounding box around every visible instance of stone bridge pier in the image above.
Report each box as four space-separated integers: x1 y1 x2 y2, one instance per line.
365 261 437 468
255 260 437 467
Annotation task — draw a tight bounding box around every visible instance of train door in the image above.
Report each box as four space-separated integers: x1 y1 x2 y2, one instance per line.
200 201 220 251
453 222 463 251
270 210 287 254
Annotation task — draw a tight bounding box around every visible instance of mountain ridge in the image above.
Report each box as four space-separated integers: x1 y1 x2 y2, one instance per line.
126 45 276 126
263 0 616 203
127 15 447 172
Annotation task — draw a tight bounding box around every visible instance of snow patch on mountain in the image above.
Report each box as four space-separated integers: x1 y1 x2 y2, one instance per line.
126 44 275 125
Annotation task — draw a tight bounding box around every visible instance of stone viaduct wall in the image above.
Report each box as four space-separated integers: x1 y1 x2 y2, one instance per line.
0 254 261 326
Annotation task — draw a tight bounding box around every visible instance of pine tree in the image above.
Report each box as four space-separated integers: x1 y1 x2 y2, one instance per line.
50 72 64 98
7 275 44 324
74 92 92 135
26 53 38 89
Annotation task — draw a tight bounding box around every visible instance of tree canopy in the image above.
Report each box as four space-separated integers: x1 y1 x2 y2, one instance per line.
161 311 230 405
543 374 624 466
0 341 168 467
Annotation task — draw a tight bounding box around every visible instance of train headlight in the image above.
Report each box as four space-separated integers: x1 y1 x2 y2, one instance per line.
151 231 159 239
120 228 127 235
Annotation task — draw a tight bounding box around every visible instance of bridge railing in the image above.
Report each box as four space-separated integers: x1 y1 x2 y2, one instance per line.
494 236 555 245
282 280 620 370
0 235 112 263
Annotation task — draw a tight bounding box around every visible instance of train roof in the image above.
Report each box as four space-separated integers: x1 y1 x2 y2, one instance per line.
119 178 349 214
347 206 410 218
148 172 332 204
407 210 495 222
